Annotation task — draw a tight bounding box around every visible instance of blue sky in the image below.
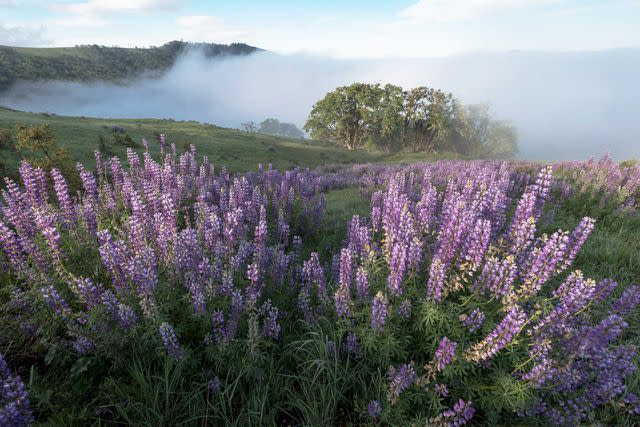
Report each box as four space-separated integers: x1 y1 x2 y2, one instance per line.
1 0 639 57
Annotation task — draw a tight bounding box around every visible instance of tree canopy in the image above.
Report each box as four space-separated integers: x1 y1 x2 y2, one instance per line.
258 118 304 139
304 83 517 158
0 41 260 92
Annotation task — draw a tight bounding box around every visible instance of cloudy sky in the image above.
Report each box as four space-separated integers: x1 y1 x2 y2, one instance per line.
1 0 639 57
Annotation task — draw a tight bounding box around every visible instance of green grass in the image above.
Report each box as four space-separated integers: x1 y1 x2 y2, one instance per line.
0 107 378 175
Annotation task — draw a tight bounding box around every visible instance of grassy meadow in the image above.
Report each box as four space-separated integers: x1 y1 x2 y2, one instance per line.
0 106 377 176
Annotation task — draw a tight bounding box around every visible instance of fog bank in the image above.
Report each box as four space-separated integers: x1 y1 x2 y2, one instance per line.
1 48 639 160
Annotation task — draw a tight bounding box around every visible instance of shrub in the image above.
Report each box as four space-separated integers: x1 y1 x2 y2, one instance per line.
0 128 14 150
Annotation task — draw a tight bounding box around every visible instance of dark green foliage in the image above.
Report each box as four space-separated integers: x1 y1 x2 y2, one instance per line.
304 83 386 150
14 124 76 182
0 41 260 92
305 83 518 158
258 118 305 139
111 130 139 148
0 127 13 150
0 127 14 178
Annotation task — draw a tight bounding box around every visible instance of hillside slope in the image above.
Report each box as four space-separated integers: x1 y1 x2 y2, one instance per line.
0 107 376 176
0 41 260 91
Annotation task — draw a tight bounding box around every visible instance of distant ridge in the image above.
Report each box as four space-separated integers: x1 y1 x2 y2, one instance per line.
0 41 262 91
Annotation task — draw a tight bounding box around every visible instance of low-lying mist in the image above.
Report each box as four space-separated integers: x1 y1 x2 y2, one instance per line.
1 48 639 160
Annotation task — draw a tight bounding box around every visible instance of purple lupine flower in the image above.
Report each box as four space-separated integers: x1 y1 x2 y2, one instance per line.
416 177 438 234
540 271 595 331
186 260 209 316
387 241 408 296
253 205 267 255
334 286 352 318
227 289 243 341
459 218 491 270
258 300 280 339
507 191 537 256
465 307 527 363
276 212 289 245
426 258 446 302
343 331 361 358
116 304 138 330
507 230 570 305
430 399 475 426
433 337 457 372
611 285 640 316
347 215 372 262
159 133 167 153
40 285 72 319
302 252 327 303
331 253 340 284
339 248 352 290
82 197 98 235
0 219 26 272
387 363 416 404
2 178 35 239
72 277 103 309
521 356 554 387
33 208 61 258
561 217 595 269
297 287 315 324
51 168 76 228
532 165 553 216
397 299 412 320
0 352 33 426
94 149 105 179
592 278 618 302
208 377 221 397
130 246 158 319
434 383 449 397
77 163 98 205
623 393 640 415
371 206 382 232
159 322 184 360
367 400 382 418
355 266 369 302
292 235 303 260
371 291 388 335
460 308 486 333
208 310 227 345
246 262 260 303
97 230 130 294
407 237 423 272
128 191 149 253
430 190 470 272
19 161 48 211
473 255 517 298
99 287 121 312
72 336 95 355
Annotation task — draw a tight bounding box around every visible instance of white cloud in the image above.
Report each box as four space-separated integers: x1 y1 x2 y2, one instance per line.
0 0 16 7
176 16 247 43
400 0 560 21
0 23 50 46
57 0 185 15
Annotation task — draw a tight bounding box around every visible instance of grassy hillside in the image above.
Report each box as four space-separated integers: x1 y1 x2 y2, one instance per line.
0 41 260 91
0 107 377 176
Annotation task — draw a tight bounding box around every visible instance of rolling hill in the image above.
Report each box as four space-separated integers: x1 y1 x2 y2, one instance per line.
0 106 377 177
0 41 260 91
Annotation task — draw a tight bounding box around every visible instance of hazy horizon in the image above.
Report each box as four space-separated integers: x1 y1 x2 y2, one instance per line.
1 47 639 161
